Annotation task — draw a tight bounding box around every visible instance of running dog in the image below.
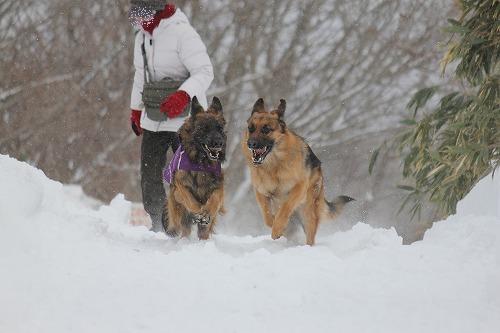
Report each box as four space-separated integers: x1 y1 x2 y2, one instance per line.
163 96 226 240
242 98 354 245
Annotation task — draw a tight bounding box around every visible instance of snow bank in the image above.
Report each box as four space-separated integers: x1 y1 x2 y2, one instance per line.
0 154 499 333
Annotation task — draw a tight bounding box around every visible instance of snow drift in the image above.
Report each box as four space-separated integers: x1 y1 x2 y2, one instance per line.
0 154 499 333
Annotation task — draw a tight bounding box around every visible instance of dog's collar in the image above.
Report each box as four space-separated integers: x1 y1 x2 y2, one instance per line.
163 145 222 184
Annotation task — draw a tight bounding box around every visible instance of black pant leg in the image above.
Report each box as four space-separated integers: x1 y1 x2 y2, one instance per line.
141 130 178 231
169 131 180 153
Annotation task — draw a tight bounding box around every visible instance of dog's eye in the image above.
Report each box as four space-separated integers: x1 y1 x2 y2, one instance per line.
248 124 256 133
261 125 272 134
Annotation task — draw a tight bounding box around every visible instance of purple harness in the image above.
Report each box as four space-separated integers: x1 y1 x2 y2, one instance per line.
163 145 222 184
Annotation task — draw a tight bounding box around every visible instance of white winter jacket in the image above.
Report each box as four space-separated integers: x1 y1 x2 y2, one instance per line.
130 9 214 132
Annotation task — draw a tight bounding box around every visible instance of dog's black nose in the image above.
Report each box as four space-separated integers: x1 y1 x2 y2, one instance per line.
247 138 260 149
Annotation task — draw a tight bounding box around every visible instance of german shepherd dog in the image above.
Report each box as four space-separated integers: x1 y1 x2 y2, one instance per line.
242 98 354 245
163 96 226 240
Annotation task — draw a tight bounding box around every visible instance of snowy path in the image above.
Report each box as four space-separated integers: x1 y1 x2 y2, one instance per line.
1 155 499 333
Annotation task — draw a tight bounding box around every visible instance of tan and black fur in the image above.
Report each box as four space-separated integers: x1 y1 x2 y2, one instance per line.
163 96 226 240
242 98 354 245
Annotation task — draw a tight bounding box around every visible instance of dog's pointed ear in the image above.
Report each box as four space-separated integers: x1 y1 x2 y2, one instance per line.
275 99 287 132
191 96 204 117
252 98 265 114
276 99 286 119
210 96 223 114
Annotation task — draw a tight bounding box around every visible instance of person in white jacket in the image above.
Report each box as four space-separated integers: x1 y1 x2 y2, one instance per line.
128 0 214 232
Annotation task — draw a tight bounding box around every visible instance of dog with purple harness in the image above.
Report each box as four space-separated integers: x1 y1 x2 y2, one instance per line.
162 96 226 239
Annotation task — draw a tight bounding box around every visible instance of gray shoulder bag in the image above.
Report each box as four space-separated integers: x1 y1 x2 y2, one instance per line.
141 34 190 121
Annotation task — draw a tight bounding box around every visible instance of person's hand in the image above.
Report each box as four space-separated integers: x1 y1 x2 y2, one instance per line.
130 109 143 136
160 90 190 118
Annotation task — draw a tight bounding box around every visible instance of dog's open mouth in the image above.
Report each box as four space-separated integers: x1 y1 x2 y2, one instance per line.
202 144 222 161
249 146 271 164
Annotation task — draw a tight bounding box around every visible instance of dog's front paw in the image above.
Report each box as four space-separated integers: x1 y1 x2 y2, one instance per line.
271 227 283 240
193 213 211 226
165 228 178 238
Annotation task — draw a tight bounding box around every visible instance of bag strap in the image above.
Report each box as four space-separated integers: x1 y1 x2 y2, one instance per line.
141 33 151 84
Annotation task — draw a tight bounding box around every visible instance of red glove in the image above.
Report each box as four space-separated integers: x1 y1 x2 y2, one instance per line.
130 109 143 136
160 90 190 118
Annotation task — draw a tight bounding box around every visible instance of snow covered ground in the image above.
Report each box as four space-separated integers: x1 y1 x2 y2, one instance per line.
1 154 499 333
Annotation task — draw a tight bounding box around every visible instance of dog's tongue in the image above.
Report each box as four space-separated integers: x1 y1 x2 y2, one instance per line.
253 148 266 156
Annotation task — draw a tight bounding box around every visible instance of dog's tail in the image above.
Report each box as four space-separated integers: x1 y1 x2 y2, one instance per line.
324 195 355 219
